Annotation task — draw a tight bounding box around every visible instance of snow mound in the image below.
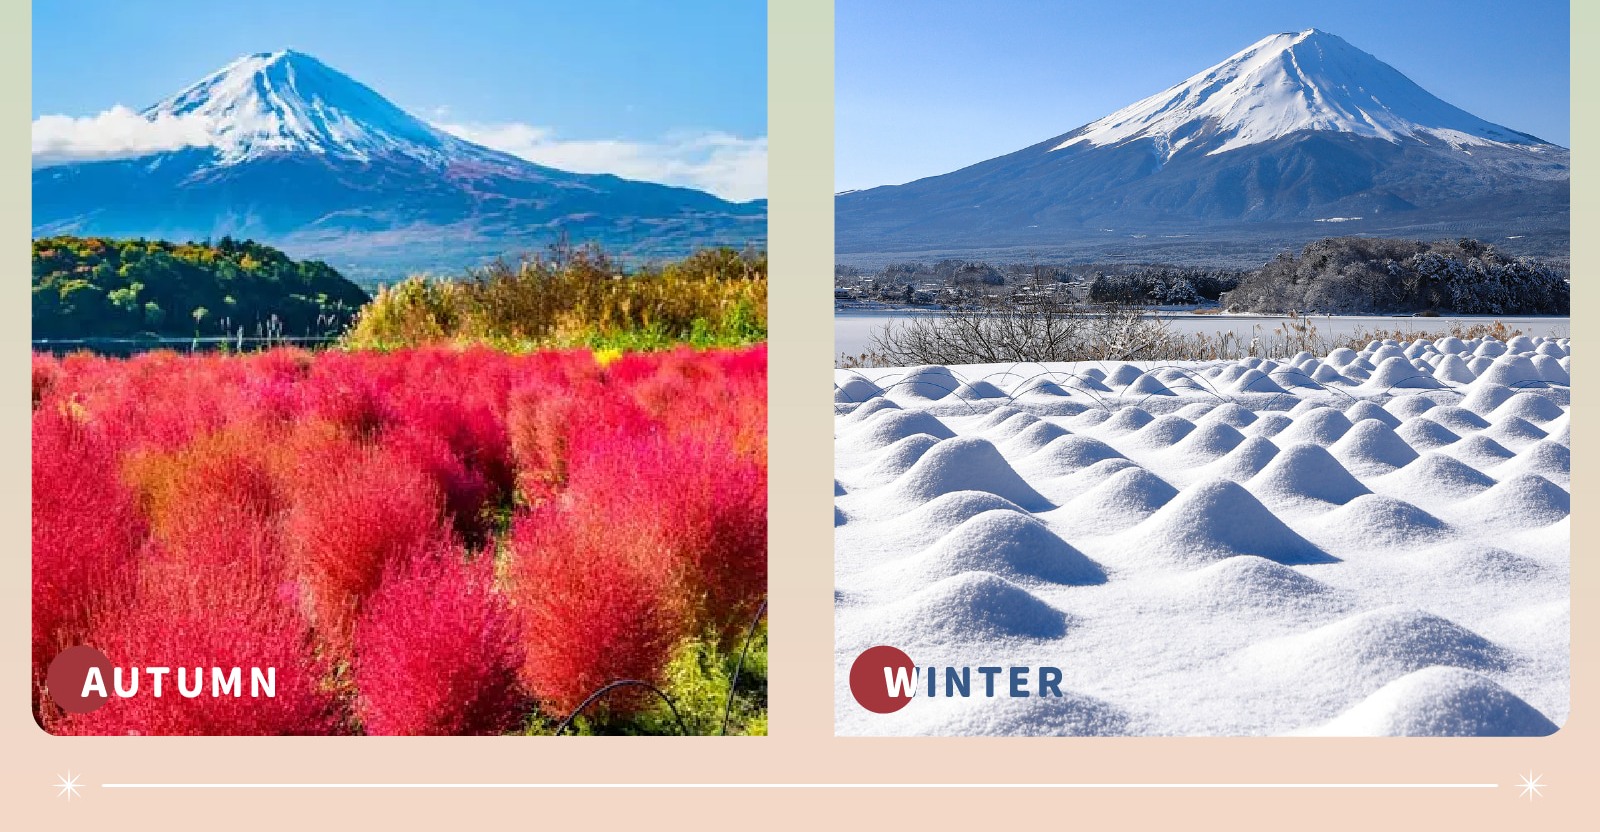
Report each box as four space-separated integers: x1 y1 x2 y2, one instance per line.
1412 545 1544 584
1068 408 1113 429
860 434 943 485
1196 435 1281 481
1445 434 1516 467
839 396 900 424
1124 372 1178 396
1094 407 1155 435
1363 356 1446 391
980 410 1040 440
1247 608 1509 686
1494 440 1570 486
1166 421 1246 461
1249 443 1371 505
1329 419 1418 476
1023 435 1127 477
1124 414 1197 448
1456 474 1569 527
1200 402 1259 427
1481 415 1549 449
1343 400 1401 428
1384 396 1438 420
1310 363 1353 385
843 409 956 451
1394 416 1460 450
1431 355 1477 385
886 437 1051 509
1491 392 1566 424
1308 495 1449 548
975 406 1029 430
952 379 1009 400
1427 405 1491 434
887 366 963 400
1273 407 1353 445
877 491 1031 549
1228 368 1286 394
1474 354 1544 388
1103 364 1145 387
1060 467 1180 532
1123 479 1330 566
1305 667 1556 736
1460 382 1516 414
1532 355 1569 384
870 572 1069 642
893 510 1107 586
1473 339 1508 358
1170 556 1340 609
1377 452 1496 498
1325 347 1360 367
1244 412 1293 437
1000 421 1072 457
835 376 885 403
1012 378 1074 397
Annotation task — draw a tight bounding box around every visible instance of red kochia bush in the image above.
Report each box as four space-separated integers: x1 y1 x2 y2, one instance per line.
564 431 768 641
123 423 289 554
31 407 145 680
507 503 687 717
613 344 768 459
282 436 449 651
354 548 525 735
387 426 494 542
32 343 767 734
46 527 335 736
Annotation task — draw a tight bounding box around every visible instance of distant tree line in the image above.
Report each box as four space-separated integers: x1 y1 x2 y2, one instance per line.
32 236 370 340
1087 267 1245 305
856 259 1077 286
1224 237 1569 315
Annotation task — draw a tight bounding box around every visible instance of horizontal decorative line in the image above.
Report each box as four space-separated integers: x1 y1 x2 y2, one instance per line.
101 783 1502 789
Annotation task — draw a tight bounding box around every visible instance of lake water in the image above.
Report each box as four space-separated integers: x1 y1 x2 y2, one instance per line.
32 336 338 357
835 309 1571 360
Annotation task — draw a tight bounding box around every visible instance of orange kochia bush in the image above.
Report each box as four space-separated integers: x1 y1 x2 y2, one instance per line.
30 344 767 734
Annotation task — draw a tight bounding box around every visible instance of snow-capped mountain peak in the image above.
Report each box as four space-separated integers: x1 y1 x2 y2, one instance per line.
145 49 460 165
1053 29 1549 159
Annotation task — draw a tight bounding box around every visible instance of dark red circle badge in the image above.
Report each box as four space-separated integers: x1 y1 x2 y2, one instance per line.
46 645 112 714
849 645 916 713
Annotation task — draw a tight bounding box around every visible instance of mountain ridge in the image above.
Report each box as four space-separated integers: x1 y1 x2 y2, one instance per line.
836 29 1567 265
34 50 765 281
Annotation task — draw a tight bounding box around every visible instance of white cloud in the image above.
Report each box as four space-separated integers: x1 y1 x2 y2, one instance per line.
435 122 767 202
32 105 215 166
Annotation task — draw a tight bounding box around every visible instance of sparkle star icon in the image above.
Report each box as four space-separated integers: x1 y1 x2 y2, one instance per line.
55 771 83 802
1518 770 1545 801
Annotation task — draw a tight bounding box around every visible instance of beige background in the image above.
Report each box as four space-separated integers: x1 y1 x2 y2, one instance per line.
5 2 1595 827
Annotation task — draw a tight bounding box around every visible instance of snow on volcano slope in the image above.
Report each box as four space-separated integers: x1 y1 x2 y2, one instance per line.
142 49 497 168
1053 29 1549 159
834 336 1570 736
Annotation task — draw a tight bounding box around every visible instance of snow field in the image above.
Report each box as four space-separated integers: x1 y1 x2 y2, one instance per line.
835 336 1570 735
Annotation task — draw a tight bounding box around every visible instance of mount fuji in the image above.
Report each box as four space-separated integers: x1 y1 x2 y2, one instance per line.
836 30 1567 265
33 50 765 280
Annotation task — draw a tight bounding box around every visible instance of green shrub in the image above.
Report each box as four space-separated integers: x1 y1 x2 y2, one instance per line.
344 245 767 351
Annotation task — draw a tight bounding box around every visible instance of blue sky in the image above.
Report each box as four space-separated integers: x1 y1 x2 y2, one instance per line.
32 0 768 199
837 0 1570 192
